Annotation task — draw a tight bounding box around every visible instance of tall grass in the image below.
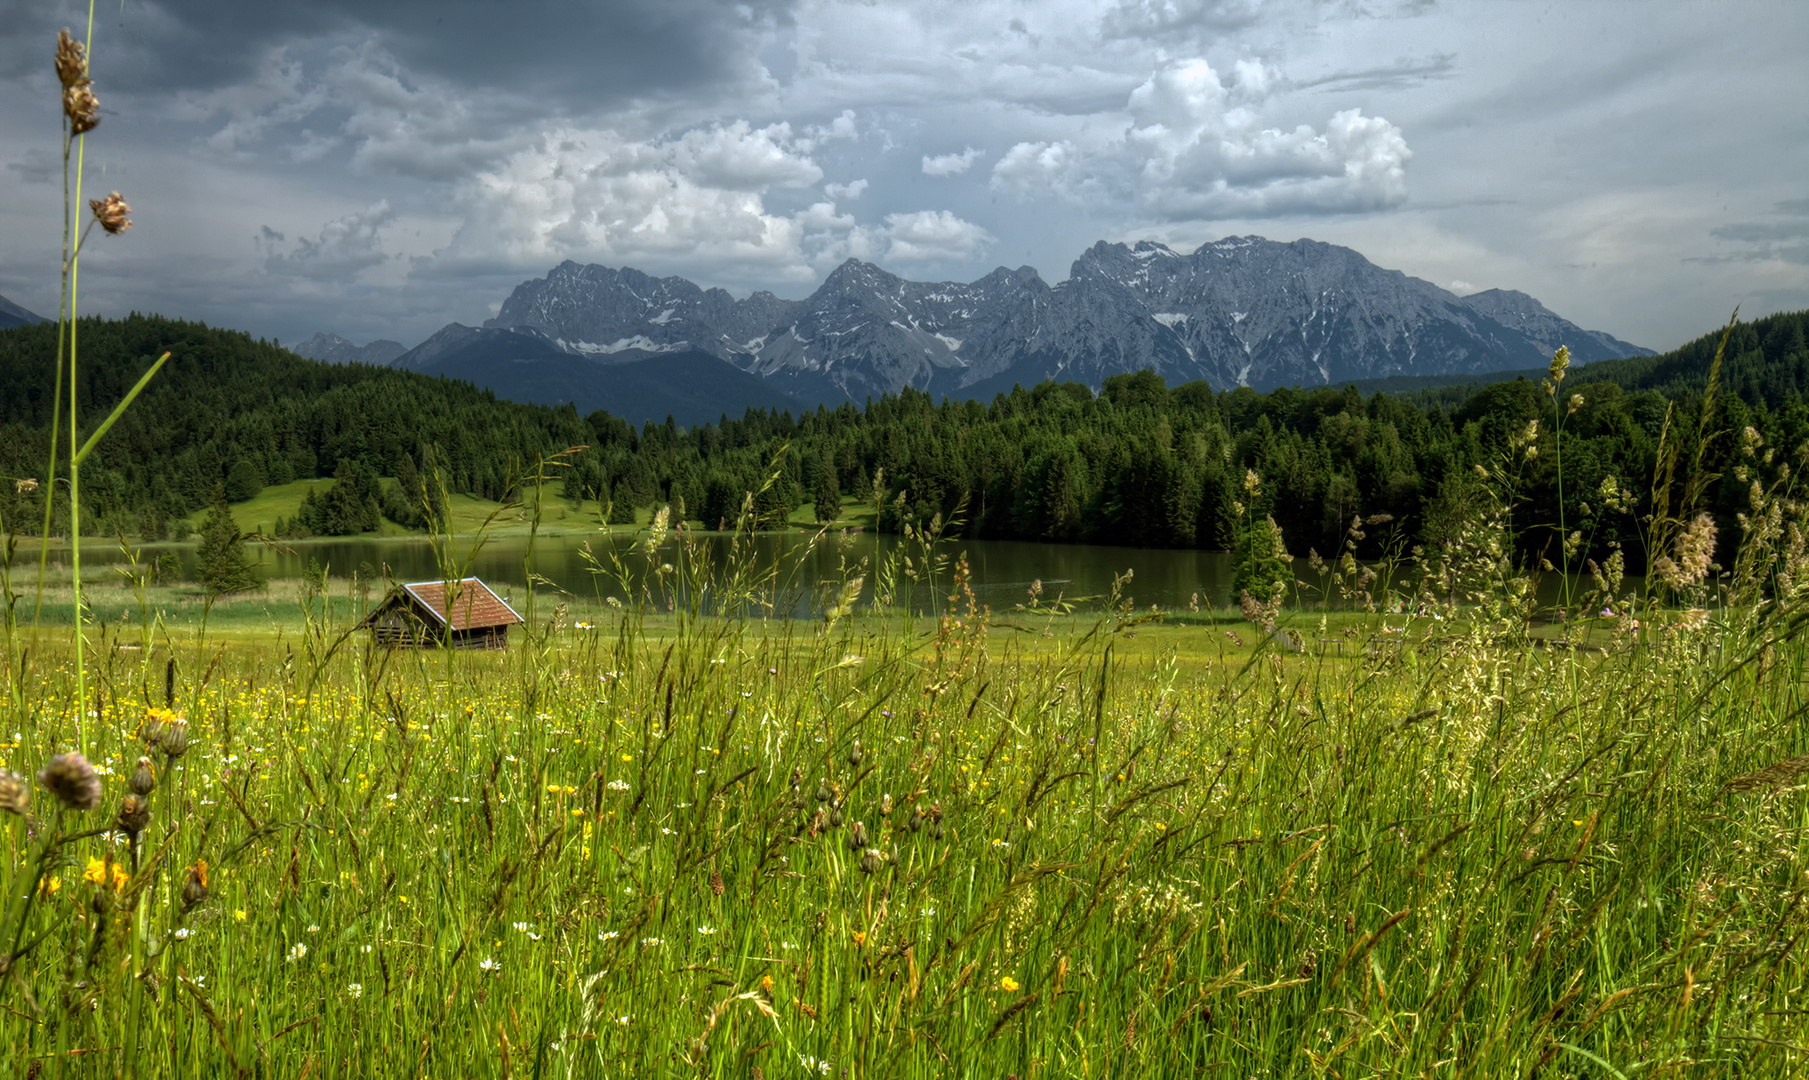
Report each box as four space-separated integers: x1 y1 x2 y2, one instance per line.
3 485 1808 1077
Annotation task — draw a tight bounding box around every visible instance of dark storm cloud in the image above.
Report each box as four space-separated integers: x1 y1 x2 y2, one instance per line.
0 0 794 105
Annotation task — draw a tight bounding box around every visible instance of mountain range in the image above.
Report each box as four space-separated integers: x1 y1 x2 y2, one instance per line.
289 331 408 367
0 292 47 331
303 236 1652 423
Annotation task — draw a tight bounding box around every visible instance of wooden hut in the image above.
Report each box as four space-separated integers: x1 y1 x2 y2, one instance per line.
361 578 524 649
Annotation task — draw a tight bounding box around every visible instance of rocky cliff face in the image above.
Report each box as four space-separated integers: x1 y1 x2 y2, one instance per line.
479 237 1651 406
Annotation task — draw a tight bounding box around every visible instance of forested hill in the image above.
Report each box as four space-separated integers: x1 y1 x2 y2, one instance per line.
2 310 1806 572
0 314 590 537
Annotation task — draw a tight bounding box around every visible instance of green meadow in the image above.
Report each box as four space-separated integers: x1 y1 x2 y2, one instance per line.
4 506 1808 1079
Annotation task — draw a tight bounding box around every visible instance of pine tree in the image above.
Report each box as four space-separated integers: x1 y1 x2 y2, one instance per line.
194 486 260 596
813 459 841 523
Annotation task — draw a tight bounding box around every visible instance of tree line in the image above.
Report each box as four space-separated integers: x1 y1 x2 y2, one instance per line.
2 309 1806 579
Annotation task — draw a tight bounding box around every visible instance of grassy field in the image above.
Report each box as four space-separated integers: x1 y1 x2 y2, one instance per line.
1 514 1806 1079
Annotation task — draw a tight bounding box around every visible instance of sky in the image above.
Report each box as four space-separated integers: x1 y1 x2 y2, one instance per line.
1 0 1804 353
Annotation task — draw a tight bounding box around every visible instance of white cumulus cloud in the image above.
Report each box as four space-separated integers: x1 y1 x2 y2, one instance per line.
881 210 995 261
922 147 983 176
265 201 398 280
991 57 1410 222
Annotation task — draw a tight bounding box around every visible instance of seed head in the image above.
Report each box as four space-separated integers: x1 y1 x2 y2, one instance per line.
159 718 191 759
39 752 102 811
89 192 132 235
63 79 100 134
828 804 845 828
858 848 885 875
813 780 832 804
55 30 87 88
116 793 151 840
847 820 869 852
0 771 29 815
129 756 156 797
847 741 863 769
880 793 893 816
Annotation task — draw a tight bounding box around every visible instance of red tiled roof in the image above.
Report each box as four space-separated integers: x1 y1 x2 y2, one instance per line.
397 578 523 630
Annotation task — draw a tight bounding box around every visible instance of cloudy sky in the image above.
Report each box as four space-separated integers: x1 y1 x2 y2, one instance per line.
1 0 1803 352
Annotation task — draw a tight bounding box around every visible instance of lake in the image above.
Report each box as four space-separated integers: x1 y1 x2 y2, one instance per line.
45 529 1251 616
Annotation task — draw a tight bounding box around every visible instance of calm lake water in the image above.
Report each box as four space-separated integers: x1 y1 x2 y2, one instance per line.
48 530 1248 615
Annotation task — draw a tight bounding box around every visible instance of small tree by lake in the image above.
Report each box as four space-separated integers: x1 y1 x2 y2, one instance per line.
194 486 259 596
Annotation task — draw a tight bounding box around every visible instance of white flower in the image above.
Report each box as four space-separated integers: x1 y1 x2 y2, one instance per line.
697 925 717 936
306 925 319 933
640 937 664 947
606 779 629 792
361 944 373 954
172 928 191 941
478 957 501 973
599 930 619 941
346 983 363 1000
286 942 307 963
615 1014 631 1025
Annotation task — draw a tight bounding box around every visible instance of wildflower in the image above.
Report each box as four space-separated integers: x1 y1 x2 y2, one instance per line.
39 875 61 898
478 957 501 973
286 942 307 962
999 975 1021 992
232 909 246 922
847 820 869 852
0 771 29 815
852 930 867 947
40 752 102 811
172 928 191 941
346 983 364 1000
89 193 132 235
759 974 776 994
697 925 717 936
859 848 885 875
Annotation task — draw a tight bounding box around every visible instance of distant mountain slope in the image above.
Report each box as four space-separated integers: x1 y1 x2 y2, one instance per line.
290 331 406 366
484 237 1652 407
0 292 47 330
391 324 804 427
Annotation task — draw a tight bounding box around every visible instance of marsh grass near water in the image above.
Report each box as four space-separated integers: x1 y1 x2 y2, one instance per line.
2 512 1808 1079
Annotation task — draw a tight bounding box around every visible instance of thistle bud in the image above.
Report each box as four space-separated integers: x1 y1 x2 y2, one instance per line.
39 752 101 811
907 806 924 833
813 780 832 804
159 719 191 759
858 848 885 875
788 765 802 790
829 804 845 828
116 793 150 840
129 756 156 797
181 861 208 911
847 741 863 769
847 820 869 852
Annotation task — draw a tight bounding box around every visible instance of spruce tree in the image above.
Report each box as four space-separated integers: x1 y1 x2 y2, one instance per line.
194 486 260 596
813 460 840 523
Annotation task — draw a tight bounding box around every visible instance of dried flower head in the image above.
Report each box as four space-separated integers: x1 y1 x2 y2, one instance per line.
0 771 29 815
116 793 151 839
129 756 156 797
63 78 100 134
858 848 885 875
39 752 102 811
847 740 863 769
847 820 869 852
55 30 88 88
14 478 37 496
89 192 132 235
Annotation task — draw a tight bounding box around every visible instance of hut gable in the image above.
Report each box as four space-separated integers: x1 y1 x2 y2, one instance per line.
361 577 524 649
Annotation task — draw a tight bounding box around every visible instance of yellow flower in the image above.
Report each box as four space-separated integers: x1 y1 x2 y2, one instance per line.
999 976 1020 992
760 975 776 993
233 910 247 922
84 857 128 893
38 875 61 898
852 930 867 946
